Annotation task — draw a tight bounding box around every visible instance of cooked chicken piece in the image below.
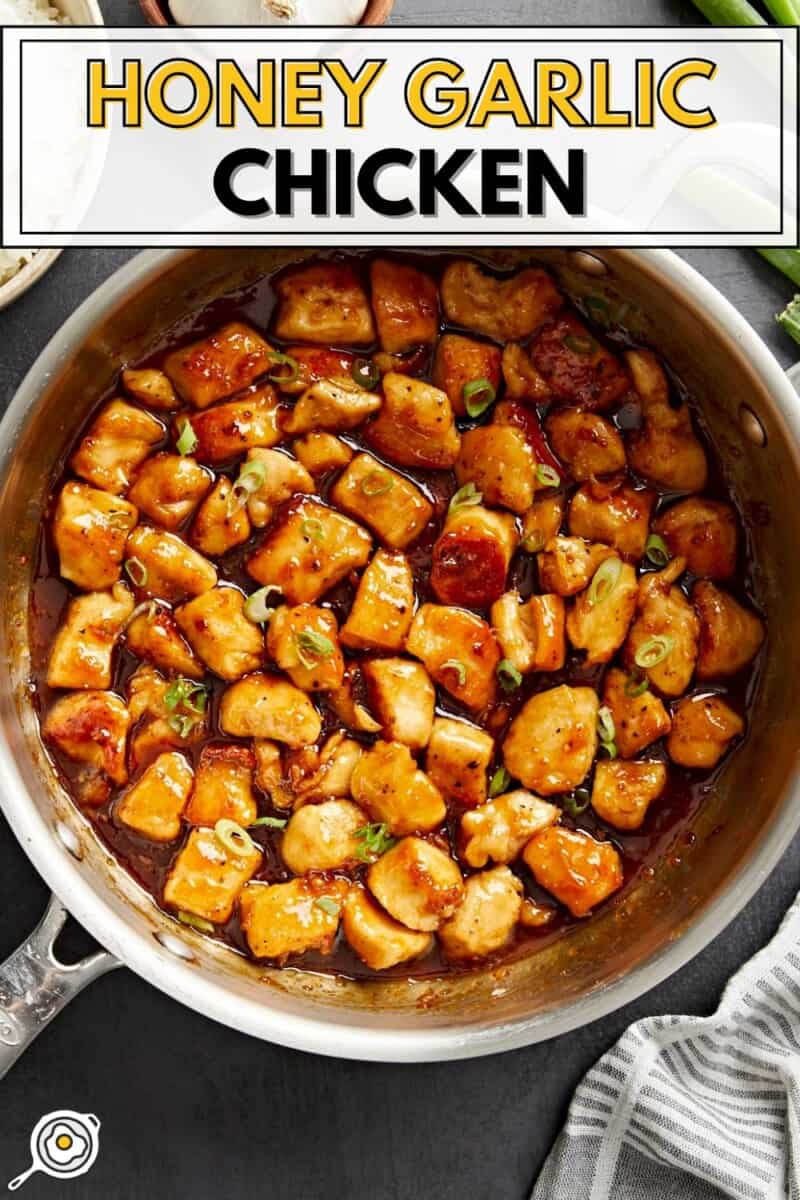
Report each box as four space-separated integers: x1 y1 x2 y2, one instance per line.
351 741 446 836
454 426 536 515
365 373 460 470
220 672 321 748
163 322 276 409
127 454 212 531
126 665 207 771
503 685 598 796
116 752 193 842
273 263 375 346
425 717 494 808
281 799 366 875
490 591 566 674
406 604 501 712
460 790 559 869
53 482 139 592
125 526 217 603
363 659 435 750
184 743 258 827
520 494 566 553
523 827 623 918
126 602 205 680
693 581 765 679
569 479 656 561
247 497 372 604
538 536 615 597
530 314 631 412
591 759 667 832
127 663 168 723
43 691 130 787
431 505 518 609
189 478 252 558
441 261 562 343
566 559 638 665
281 377 381 437
266 603 344 692
370 258 439 353
624 558 699 697
340 549 415 652
330 452 433 550
293 733 363 806
625 350 708 493
292 432 354 477
546 410 626 481
431 333 502 417
367 837 464 932
667 692 744 769
653 498 738 580
237 448 314 529
175 586 264 681
519 899 558 929
122 367 180 412
439 866 523 960
602 667 672 759
239 877 350 959
180 386 283 465
327 665 382 735
277 346 356 397
501 342 553 403
343 885 433 972
163 826 262 924
70 400 165 495
47 583 134 690
253 740 294 809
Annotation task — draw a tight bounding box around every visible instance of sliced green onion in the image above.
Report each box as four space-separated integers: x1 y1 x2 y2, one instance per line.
244 585 283 624
624 672 649 699
295 630 335 669
124 557 149 588
441 659 467 687
360 469 394 497
588 557 622 607
585 295 610 318
107 509 134 531
314 896 341 917
355 822 397 863
563 333 596 355
448 482 482 514
644 534 671 568
597 705 617 759
301 518 325 542
177 910 215 934
228 458 268 515
489 766 512 798
563 788 591 818
215 819 256 857
536 464 561 489
522 530 547 554
352 358 381 390
124 599 159 630
165 678 208 715
167 713 196 740
250 815 288 830
497 659 523 693
463 378 497 418
175 418 198 456
777 295 800 349
266 351 300 385
634 634 675 670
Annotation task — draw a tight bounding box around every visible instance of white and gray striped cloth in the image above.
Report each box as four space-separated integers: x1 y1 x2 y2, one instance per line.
532 891 800 1200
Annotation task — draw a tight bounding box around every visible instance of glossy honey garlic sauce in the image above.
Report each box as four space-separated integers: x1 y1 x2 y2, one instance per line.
30 253 766 981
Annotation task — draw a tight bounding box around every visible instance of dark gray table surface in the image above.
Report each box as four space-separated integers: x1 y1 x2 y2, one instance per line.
1 2 798 1197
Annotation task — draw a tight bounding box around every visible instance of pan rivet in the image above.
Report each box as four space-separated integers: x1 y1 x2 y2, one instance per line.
572 251 608 277
154 931 195 962
739 404 767 447
54 821 82 860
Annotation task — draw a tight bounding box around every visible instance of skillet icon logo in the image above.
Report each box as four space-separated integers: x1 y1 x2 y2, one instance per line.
7 1110 101 1191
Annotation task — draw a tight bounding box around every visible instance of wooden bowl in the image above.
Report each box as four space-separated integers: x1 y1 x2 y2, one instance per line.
140 0 394 24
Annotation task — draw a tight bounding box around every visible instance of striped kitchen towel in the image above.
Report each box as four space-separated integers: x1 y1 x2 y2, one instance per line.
532 891 800 1200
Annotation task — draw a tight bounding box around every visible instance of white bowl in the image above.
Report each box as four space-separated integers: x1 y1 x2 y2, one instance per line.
0 0 104 312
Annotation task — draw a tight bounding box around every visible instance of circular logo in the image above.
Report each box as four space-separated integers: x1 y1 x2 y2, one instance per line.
8 1110 101 1191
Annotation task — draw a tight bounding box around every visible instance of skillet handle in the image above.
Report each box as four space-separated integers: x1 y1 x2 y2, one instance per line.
0 894 120 1081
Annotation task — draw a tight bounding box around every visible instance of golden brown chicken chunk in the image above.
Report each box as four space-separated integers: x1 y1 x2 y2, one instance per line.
327 665 382 736
693 581 765 679
569 479 656 561
591 759 667 831
460 790 559 869
281 378 381 437
351 741 446 836
406 604 501 712
126 665 207 771
624 558 699 697
281 799 366 875
363 659 435 750
431 505 518 610
116 752 193 842
343 886 433 972
70 400 164 495
47 584 134 690
340 550 415 653
367 837 463 932
273 263 375 346
439 867 523 961
189 478 252 559
365 373 460 470
266 603 344 692
526 594 568 672
220 672 321 748
537 536 616 597
566 559 638 665
126 602 204 680
184 743 258 827
667 693 744 769
291 733 364 807
490 591 538 675
602 667 672 759
546 410 626 481
292 432 353 477
432 333 502 417
53 483 139 592
239 878 350 960
127 454 212 531
501 342 552 403
278 346 356 397
530 314 631 412
181 386 283 465
163 322 276 410
330 452 433 550
176 587 264 681
521 494 566 554
523 827 623 918
625 350 708 493
164 826 262 924
425 717 494 809
503 685 598 795
125 526 217 603
122 367 180 412
43 691 130 788
370 259 440 354
441 261 562 343
247 497 372 604
653 498 738 581
243 449 315 529
454 425 536 516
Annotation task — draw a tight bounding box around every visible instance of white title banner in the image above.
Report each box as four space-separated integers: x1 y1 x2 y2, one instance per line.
1 25 797 247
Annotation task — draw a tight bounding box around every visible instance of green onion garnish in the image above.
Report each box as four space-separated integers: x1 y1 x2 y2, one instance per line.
489 766 512 798
228 458 268 514
563 333 596 355
624 672 649 698
441 659 467 687
124 557 149 588
295 630 335 669
360 469 394 497
165 678 208 739
355 822 397 863
644 534 671 568
522 530 547 554
175 418 198 456
563 788 591 818
634 634 675 670
588 557 622 607
301 518 325 542
214 819 256 857
448 482 482 514
250 816 288 830
597 705 617 759
244 585 283 624
167 714 196 740
177 911 215 933
107 509 133 531
497 659 522 693
266 351 300 386
314 897 341 917
585 295 610 320
352 358 381 391
536 464 561 489
463 378 497 418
